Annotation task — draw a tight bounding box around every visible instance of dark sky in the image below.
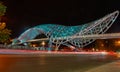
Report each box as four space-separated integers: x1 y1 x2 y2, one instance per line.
1 0 120 38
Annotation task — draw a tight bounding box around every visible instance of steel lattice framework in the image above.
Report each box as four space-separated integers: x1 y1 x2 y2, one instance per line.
12 11 119 50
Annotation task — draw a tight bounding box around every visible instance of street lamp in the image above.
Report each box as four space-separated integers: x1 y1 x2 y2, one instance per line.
41 41 45 46
41 41 46 50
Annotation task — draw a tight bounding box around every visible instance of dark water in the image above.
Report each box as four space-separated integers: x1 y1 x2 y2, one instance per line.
0 54 119 72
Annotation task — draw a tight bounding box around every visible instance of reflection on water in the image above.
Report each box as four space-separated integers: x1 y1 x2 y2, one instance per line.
0 54 119 72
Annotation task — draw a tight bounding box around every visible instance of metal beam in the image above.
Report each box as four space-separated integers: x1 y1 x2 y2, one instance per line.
26 33 120 42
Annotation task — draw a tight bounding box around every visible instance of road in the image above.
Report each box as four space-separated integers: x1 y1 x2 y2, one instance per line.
0 50 120 72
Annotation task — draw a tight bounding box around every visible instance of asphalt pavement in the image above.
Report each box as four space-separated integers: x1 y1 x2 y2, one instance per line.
86 60 120 72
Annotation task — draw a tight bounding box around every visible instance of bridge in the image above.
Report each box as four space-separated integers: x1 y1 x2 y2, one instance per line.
12 10 119 51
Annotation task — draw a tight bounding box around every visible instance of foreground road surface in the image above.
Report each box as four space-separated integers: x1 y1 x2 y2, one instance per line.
0 49 120 72
86 60 120 72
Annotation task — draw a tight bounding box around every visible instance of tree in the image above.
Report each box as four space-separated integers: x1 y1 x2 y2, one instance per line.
0 22 11 44
0 2 6 21
0 2 11 44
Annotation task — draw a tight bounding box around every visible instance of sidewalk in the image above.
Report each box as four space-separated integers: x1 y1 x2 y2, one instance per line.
86 60 120 72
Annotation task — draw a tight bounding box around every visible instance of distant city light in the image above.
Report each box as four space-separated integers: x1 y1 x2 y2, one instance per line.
115 40 120 46
117 41 120 44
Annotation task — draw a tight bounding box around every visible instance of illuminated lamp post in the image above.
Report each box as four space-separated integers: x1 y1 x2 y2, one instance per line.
41 41 45 50
113 40 120 51
101 43 104 50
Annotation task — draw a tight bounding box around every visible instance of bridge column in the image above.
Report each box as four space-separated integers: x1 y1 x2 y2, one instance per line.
54 43 61 51
55 46 59 51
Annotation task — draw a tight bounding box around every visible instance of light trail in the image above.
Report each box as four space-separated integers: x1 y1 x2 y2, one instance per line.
0 49 111 55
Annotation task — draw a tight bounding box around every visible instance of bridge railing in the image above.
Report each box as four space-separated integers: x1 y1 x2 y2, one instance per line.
0 44 34 50
0 44 49 51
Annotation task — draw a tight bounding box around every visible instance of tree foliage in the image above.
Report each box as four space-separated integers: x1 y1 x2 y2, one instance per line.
0 2 6 16
0 2 11 44
0 23 11 43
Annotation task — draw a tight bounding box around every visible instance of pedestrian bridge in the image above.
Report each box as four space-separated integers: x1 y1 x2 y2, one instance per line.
12 10 119 51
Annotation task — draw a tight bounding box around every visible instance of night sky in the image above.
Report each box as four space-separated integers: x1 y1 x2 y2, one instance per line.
1 0 120 38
